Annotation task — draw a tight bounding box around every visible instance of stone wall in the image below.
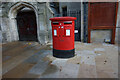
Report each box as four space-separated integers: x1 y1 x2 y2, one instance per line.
91 30 111 43
0 4 2 43
1 2 53 45
116 1 120 44
59 2 81 13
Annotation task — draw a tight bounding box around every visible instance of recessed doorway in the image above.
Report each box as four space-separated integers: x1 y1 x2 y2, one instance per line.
16 9 38 41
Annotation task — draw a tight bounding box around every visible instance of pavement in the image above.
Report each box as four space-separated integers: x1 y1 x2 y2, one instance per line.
1 41 119 78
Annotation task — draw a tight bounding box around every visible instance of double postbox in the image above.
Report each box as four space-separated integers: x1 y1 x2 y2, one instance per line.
50 17 76 58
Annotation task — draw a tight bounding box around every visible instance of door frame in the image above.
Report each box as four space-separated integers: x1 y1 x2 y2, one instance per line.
88 2 118 44
8 2 39 42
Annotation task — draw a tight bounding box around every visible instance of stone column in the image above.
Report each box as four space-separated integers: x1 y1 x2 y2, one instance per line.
37 3 48 45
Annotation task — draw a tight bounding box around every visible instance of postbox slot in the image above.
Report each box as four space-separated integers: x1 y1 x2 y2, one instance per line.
53 22 59 25
64 21 72 25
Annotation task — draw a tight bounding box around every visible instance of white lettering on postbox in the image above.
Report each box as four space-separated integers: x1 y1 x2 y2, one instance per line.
54 30 57 36
66 29 70 36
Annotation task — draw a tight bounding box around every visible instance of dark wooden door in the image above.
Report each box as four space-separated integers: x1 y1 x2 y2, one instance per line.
88 2 118 44
16 11 37 41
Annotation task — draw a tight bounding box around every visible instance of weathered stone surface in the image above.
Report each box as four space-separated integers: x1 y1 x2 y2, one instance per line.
2 41 118 78
1 2 53 45
91 30 111 43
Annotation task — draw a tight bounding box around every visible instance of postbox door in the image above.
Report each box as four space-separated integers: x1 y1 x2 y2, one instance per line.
63 21 73 37
52 22 59 37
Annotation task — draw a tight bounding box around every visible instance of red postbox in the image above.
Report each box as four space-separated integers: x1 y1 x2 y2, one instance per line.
50 17 76 58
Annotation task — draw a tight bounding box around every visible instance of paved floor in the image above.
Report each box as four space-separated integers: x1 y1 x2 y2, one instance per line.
1 41 119 78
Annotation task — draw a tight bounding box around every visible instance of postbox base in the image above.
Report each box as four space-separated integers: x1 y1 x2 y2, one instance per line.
53 49 75 58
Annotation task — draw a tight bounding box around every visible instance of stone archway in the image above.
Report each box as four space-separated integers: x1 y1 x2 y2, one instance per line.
8 2 40 42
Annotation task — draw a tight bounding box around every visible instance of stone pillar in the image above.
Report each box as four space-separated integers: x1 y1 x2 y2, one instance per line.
46 2 53 44
83 2 88 43
116 2 120 44
37 3 48 45
81 1 84 42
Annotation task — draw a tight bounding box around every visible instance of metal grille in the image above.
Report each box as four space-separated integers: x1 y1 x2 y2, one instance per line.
54 10 81 41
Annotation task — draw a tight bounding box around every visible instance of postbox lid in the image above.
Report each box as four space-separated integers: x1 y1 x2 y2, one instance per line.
50 17 76 21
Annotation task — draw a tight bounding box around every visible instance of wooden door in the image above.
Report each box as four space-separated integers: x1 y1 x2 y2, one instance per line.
88 2 118 44
16 11 37 41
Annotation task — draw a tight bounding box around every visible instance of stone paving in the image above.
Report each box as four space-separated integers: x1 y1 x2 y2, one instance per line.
1 41 119 78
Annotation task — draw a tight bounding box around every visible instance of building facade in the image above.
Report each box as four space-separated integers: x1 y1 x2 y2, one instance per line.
0 1 120 44
0 2 53 45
